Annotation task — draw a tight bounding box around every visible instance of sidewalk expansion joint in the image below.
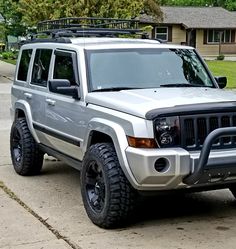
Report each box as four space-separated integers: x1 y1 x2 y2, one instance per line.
2 75 13 82
0 181 82 249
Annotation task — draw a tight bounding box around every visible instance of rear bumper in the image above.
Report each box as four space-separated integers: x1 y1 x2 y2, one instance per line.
125 127 236 190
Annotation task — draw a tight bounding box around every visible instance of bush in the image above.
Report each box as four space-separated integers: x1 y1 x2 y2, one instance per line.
217 54 225 61
2 52 10 59
0 51 18 60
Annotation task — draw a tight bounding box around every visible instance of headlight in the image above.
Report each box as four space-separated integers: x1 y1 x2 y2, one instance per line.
155 116 180 147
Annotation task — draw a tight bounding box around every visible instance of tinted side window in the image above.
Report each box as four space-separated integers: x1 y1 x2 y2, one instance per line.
53 54 76 85
31 49 52 87
17 49 32 81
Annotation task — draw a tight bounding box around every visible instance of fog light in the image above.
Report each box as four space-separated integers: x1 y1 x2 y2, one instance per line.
154 158 169 173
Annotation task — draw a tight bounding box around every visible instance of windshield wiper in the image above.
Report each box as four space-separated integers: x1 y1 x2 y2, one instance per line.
92 87 141 92
160 83 206 88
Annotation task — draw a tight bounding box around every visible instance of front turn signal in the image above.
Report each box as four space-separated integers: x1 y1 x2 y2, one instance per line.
127 136 157 148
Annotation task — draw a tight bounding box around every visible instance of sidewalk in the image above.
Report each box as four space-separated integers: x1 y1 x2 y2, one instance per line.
0 187 71 249
0 141 74 247
0 60 15 83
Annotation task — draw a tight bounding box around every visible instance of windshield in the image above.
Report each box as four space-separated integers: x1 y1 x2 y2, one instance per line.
86 48 215 91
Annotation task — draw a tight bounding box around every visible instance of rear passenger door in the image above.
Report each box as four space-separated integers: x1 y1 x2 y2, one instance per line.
18 48 52 145
44 49 84 161
30 49 52 126
15 46 52 143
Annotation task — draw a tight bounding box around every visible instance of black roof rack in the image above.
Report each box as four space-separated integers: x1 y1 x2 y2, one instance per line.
37 17 148 39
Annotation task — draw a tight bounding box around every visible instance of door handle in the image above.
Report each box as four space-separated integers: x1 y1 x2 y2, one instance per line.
24 93 32 99
46 98 56 106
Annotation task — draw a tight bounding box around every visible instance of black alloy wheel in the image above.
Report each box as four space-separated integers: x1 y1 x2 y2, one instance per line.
11 128 23 166
85 160 106 213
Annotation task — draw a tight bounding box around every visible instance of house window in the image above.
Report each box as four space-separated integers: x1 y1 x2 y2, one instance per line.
207 30 231 43
155 27 168 41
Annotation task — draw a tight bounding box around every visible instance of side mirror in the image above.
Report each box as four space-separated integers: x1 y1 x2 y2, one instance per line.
49 79 80 99
215 76 227 89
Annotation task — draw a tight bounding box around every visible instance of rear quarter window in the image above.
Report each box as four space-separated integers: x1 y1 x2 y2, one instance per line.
17 49 33 81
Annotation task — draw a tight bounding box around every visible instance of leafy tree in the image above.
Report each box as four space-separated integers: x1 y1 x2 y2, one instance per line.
17 0 62 26
225 0 236 11
18 0 163 26
0 0 26 45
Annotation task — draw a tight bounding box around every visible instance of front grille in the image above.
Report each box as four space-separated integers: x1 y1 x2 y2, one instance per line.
180 113 236 150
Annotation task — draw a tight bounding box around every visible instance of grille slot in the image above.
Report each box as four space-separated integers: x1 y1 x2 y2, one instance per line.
181 113 236 150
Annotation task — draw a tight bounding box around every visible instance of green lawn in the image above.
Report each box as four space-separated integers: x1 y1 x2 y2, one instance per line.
206 60 236 88
0 58 16 65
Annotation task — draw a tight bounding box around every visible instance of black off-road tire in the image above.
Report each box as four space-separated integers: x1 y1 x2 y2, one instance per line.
10 118 44 175
81 143 137 228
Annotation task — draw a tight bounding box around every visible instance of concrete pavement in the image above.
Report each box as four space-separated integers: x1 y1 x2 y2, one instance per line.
0 61 74 249
2 60 236 248
0 60 15 83
0 188 72 249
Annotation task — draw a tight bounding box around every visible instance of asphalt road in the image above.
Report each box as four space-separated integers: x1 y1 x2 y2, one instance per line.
1 61 236 249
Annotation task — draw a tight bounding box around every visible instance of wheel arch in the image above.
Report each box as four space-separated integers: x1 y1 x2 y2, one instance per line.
83 118 138 188
88 130 113 147
13 100 40 143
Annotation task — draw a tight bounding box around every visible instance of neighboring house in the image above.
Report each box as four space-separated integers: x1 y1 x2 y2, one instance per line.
7 35 18 50
140 7 236 58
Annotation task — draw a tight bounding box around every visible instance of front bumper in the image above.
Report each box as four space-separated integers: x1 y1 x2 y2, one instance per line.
125 127 236 190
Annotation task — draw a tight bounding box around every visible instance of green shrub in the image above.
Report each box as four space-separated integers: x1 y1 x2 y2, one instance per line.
1 51 18 60
2 52 10 59
217 54 225 60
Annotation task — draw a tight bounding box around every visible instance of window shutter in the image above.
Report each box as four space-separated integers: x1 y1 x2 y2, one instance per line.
231 30 235 43
168 26 172 42
203 30 208 44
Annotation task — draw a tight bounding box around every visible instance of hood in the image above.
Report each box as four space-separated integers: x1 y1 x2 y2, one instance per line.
86 88 236 118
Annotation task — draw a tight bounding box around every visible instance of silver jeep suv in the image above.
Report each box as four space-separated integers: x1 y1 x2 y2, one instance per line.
10 18 236 228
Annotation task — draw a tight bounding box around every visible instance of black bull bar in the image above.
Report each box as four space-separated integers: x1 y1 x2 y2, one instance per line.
183 127 236 185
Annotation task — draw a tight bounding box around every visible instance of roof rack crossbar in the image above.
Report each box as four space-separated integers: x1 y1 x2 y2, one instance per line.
49 27 141 34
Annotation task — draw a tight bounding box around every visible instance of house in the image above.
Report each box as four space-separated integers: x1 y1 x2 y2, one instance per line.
140 7 236 58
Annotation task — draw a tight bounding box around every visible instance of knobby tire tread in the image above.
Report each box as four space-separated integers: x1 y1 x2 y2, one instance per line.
81 143 137 228
10 118 44 176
